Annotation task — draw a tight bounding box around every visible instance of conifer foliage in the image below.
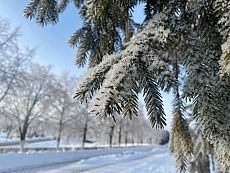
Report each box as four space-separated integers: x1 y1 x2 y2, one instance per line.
215 0 230 77
24 0 230 172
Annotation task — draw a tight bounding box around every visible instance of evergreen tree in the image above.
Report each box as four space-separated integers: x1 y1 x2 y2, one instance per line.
24 0 230 172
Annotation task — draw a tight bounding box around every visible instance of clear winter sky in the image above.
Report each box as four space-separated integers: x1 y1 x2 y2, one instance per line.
0 1 173 130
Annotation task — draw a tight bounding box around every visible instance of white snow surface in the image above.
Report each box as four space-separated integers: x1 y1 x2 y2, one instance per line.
0 145 176 173
0 132 98 148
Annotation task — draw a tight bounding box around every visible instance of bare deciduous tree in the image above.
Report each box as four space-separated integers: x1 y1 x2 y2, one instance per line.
0 19 34 104
2 63 51 150
47 72 77 149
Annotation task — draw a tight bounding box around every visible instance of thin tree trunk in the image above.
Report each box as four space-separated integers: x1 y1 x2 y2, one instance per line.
109 124 115 147
19 119 29 152
149 137 152 145
140 131 143 144
82 120 88 149
56 119 63 150
125 120 129 146
118 119 122 146
0 76 14 103
56 106 65 150
20 132 26 152
131 135 134 146
18 92 40 152
56 136 61 149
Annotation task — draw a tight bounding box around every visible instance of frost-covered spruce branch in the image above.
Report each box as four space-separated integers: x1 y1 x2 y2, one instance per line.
75 53 121 102
170 111 192 171
215 0 230 76
75 12 171 127
137 59 166 128
193 82 230 171
181 22 230 171
169 58 193 171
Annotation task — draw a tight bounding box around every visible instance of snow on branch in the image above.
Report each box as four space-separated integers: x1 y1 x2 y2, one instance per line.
75 53 120 102
75 12 171 128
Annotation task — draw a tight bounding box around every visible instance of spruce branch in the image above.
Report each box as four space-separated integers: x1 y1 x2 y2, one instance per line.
138 59 166 129
88 53 137 118
214 0 230 76
120 81 139 119
170 60 193 172
193 82 230 171
24 0 59 26
24 0 40 20
74 53 120 102
58 0 70 13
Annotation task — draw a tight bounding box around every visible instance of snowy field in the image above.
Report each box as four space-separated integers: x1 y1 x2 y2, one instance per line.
0 145 176 173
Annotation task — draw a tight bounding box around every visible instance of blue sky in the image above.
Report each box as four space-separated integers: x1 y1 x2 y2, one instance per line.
0 0 85 75
0 1 173 130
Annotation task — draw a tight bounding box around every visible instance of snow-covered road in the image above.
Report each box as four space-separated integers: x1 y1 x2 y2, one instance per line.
0 145 176 173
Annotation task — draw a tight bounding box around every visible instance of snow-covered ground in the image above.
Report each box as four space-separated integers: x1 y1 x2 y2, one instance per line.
25 139 98 148
0 145 176 173
0 132 54 148
0 133 19 143
0 132 96 148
